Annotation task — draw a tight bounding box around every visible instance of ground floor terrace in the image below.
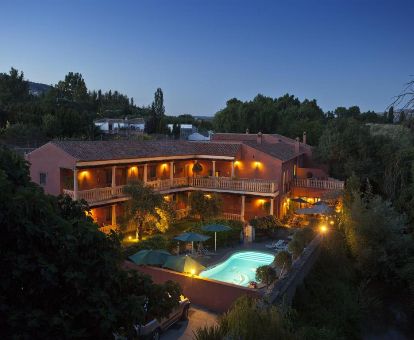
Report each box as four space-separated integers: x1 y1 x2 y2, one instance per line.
90 192 282 233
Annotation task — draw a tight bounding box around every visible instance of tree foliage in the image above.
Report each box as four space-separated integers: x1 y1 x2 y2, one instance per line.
195 296 293 340
189 190 222 221
123 180 174 239
256 265 277 285
249 215 283 230
0 145 181 338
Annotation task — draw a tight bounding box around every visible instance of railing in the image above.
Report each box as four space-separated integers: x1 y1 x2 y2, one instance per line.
293 178 344 190
222 212 243 221
190 176 277 193
99 225 118 234
63 176 278 205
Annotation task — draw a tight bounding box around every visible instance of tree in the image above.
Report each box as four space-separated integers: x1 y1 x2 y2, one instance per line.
275 250 292 275
0 145 181 338
189 191 222 221
256 265 277 286
145 88 165 134
122 180 172 240
387 106 394 123
56 72 88 102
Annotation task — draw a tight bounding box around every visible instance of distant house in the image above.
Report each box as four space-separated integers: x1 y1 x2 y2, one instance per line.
167 124 197 139
187 132 211 141
94 117 145 134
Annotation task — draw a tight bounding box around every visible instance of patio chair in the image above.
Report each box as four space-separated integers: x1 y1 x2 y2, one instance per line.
198 244 215 256
265 240 284 249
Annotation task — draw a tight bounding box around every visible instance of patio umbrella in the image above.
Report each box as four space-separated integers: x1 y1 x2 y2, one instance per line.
174 232 210 253
295 203 333 216
290 197 308 204
313 200 327 205
163 255 206 275
128 249 171 266
201 224 231 252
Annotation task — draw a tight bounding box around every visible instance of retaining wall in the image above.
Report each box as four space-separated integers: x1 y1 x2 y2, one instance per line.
264 234 323 307
123 261 260 313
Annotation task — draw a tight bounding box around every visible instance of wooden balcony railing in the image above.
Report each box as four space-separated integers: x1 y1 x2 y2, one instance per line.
63 176 278 205
221 212 243 221
293 178 344 190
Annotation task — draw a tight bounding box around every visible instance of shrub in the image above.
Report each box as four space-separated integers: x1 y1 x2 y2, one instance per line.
249 215 284 230
195 296 294 340
275 250 292 272
256 265 277 285
123 234 174 257
288 227 315 259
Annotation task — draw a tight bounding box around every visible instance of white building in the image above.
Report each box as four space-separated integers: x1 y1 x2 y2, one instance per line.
94 117 145 134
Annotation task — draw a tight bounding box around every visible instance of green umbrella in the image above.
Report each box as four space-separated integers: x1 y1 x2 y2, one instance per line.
129 249 171 266
201 224 231 252
174 232 210 253
163 255 205 275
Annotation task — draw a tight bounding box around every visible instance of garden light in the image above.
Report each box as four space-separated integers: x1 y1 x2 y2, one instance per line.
319 224 328 234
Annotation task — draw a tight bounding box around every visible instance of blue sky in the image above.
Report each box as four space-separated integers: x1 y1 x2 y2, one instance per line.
0 0 412 115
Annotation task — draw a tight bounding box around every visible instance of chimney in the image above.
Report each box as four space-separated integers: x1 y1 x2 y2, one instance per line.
303 131 307 145
295 137 300 153
257 132 263 145
246 128 249 134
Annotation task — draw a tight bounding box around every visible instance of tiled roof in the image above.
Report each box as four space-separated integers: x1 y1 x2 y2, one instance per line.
212 133 258 141
51 140 241 162
244 141 300 161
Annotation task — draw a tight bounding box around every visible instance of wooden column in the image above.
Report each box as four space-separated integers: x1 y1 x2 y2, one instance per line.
170 161 174 185
270 198 274 216
73 168 78 200
111 165 116 194
241 195 245 222
212 160 216 177
111 204 117 226
143 164 148 183
231 161 235 178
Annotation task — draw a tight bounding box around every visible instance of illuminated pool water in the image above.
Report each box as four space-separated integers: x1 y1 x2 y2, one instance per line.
199 251 275 287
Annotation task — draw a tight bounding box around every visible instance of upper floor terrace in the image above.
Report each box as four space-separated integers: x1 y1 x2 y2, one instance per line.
61 159 279 206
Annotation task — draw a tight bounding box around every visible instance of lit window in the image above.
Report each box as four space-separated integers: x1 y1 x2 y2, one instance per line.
39 172 47 185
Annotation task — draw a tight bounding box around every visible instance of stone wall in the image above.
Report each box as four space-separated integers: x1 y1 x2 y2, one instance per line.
263 234 323 307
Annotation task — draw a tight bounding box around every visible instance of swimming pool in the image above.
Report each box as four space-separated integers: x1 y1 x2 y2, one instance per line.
199 251 275 287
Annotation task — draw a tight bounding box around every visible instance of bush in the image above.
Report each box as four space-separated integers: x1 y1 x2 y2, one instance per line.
195 296 294 340
190 218 243 249
123 234 174 257
256 265 277 285
249 215 284 230
288 227 315 259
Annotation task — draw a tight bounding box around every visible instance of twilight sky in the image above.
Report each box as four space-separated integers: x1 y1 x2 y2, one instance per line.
0 0 412 116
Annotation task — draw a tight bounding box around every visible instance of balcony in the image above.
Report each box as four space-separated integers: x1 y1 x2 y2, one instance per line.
293 178 344 190
63 176 278 205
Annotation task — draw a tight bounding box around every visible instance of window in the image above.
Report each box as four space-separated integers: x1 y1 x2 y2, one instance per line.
39 172 47 185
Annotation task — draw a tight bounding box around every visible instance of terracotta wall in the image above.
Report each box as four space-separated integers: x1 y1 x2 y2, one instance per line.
123 261 260 313
78 167 113 190
26 142 76 196
296 167 327 179
237 144 283 182
291 186 331 199
244 196 271 221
